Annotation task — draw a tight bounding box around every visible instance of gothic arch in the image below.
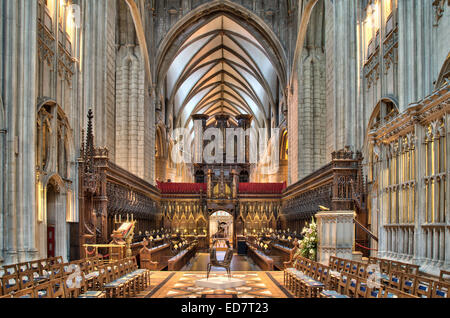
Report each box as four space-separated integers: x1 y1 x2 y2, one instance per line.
43 173 66 194
123 0 152 85
36 100 75 260
435 52 450 89
367 97 399 134
36 99 75 178
280 129 288 161
155 123 167 159
155 0 288 131
156 0 287 88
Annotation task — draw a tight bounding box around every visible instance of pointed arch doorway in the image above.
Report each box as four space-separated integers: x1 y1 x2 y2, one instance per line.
209 211 233 251
44 175 68 260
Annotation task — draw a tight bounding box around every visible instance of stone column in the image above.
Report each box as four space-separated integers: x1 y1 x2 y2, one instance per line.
414 121 426 267
446 112 450 268
236 114 253 164
333 0 358 150
0 0 38 264
316 211 356 264
82 0 116 155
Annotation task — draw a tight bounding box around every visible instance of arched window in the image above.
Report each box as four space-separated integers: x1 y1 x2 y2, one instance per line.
36 102 72 179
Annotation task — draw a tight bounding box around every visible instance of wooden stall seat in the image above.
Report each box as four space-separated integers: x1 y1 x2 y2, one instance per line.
139 243 171 271
247 245 274 271
168 243 198 271
432 281 450 298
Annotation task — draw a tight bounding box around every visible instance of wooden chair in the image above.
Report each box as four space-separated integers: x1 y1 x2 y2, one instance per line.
342 260 352 274
329 256 338 270
19 271 35 289
94 266 108 290
379 259 391 278
124 259 141 294
1 274 20 295
34 281 53 298
346 273 359 298
337 259 346 273
387 271 403 290
104 263 128 298
61 263 74 277
357 263 368 279
207 240 234 279
406 264 419 275
29 267 48 285
365 283 383 298
12 287 35 298
105 263 115 284
50 278 66 298
414 276 434 298
320 273 351 298
379 286 419 298
337 273 351 296
48 256 63 266
29 260 40 271
2 264 18 276
355 276 378 298
389 261 403 273
439 270 450 283
431 280 450 298
63 275 81 298
49 263 64 280
349 262 359 276
16 262 30 273
298 263 323 298
400 272 417 295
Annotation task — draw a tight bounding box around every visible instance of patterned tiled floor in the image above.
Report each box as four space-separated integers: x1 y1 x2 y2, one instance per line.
182 252 261 271
140 271 293 298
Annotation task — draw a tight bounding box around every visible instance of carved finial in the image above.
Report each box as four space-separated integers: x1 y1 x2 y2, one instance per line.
86 109 95 173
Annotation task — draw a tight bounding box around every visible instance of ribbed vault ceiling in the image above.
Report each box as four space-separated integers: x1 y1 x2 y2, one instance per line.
166 15 280 132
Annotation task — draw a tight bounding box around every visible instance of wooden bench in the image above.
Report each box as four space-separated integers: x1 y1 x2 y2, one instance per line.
247 245 274 271
270 244 294 270
139 243 172 270
168 243 198 271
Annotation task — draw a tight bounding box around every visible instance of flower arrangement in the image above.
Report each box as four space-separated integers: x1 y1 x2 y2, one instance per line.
298 217 318 261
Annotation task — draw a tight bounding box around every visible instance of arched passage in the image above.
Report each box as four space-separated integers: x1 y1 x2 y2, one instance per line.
209 211 233 250
45 174 67 259
36 100 75 261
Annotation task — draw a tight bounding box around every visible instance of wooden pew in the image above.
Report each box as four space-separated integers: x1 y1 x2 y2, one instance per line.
247 244 274 271
168 243 198 271
270 243 294 271
139 243 172 270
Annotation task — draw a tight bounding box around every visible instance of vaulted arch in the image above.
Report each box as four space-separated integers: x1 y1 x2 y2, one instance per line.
156 1 287 134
